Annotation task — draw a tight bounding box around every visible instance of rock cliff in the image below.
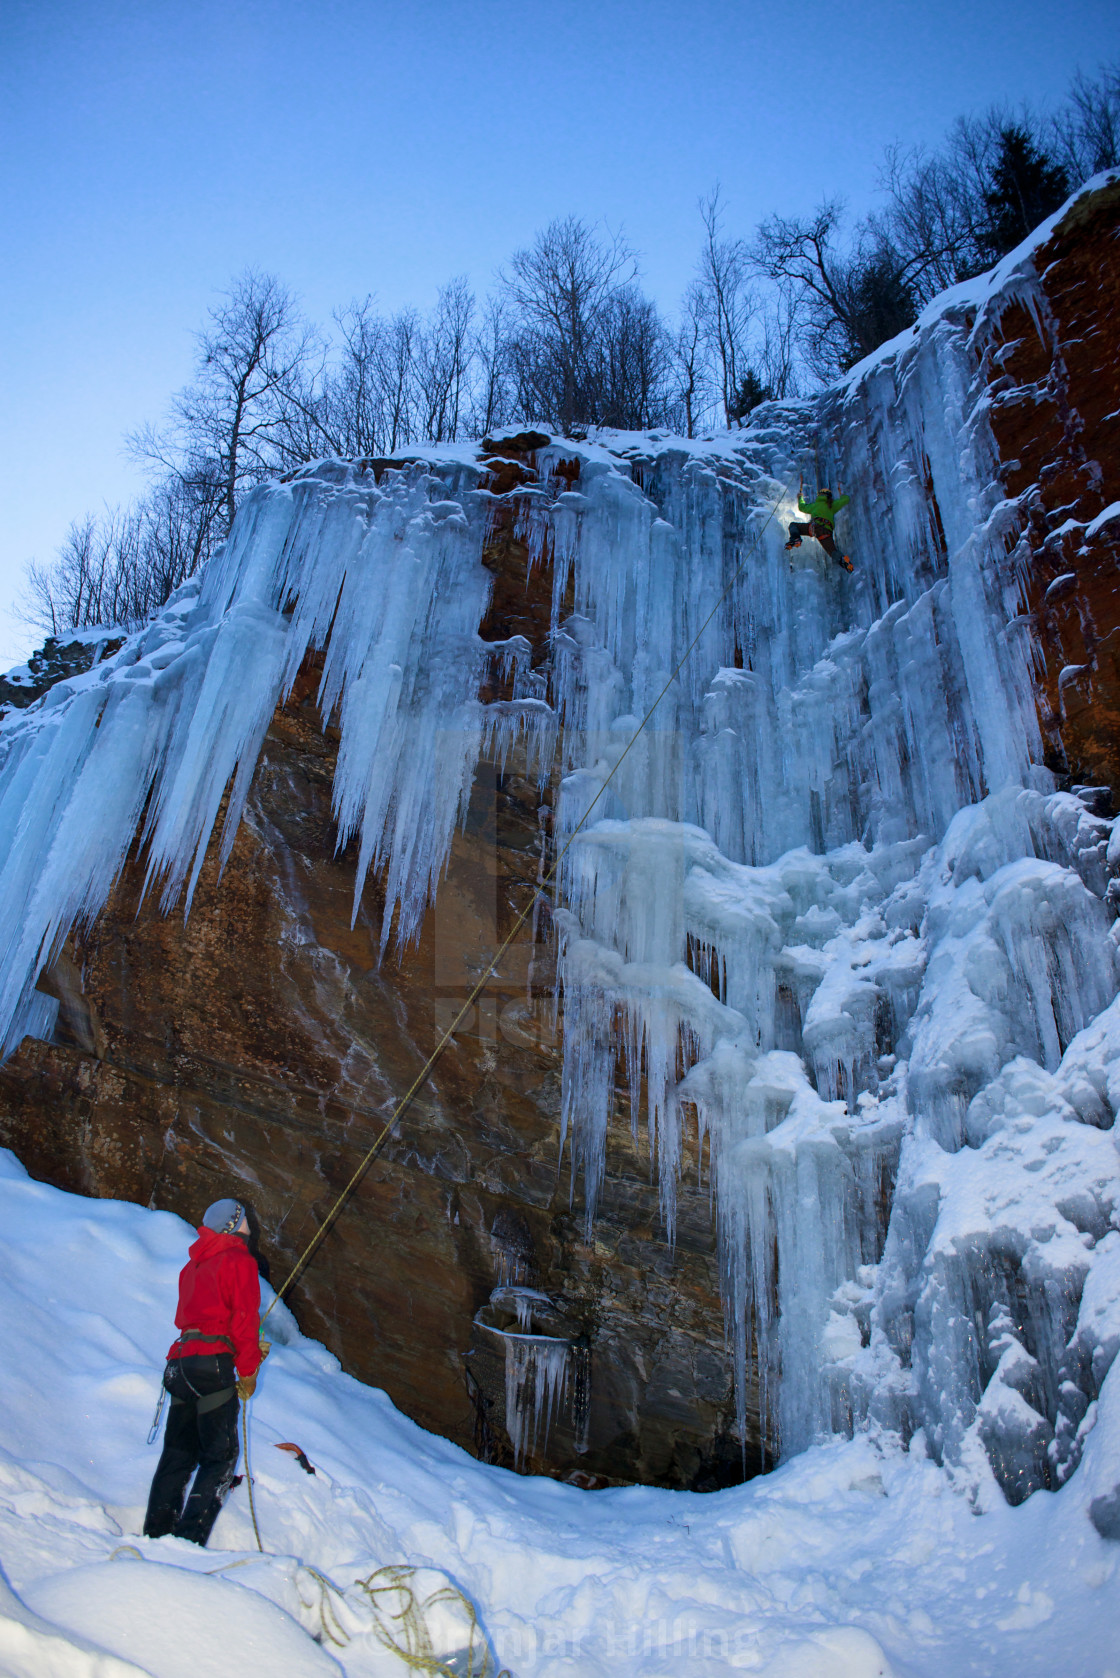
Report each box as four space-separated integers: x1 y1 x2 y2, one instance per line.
986 174 1120 791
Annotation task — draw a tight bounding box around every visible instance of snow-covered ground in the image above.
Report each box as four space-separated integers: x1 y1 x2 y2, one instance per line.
0 1147 1117 1678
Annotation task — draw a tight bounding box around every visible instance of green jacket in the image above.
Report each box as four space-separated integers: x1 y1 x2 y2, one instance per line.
798 491 850 528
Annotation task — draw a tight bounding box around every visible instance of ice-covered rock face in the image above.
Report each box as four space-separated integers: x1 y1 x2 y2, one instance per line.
2 190 1119 1507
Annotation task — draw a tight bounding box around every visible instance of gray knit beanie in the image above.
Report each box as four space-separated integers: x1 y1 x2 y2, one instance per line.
201 1198 245 1234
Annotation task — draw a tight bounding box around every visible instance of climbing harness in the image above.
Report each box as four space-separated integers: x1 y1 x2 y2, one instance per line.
170 1383 237 1415
147 1333 237 1441
167 1334 239 1412
177 1329 237 1353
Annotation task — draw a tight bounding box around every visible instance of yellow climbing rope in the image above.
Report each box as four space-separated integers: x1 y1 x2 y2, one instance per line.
114 1545 509 1672
356 1566 511 1677
241 1402 264 1553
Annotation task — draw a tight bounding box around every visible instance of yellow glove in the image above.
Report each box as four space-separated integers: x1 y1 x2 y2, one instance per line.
237 1373 257 1401
258 1340 271 1361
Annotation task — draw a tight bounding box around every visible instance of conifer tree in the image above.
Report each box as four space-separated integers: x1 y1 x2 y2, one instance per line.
981 126 1070 261
729 368 774 420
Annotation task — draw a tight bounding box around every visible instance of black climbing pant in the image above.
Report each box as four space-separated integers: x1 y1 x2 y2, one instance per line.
144 1353 240 1546
787 518 845 565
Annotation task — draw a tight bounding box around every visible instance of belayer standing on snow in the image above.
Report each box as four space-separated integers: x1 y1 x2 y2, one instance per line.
144 1197 267 1546
786 479 854 572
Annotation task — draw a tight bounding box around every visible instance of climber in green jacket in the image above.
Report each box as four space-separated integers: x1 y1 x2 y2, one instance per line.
786 479 854 572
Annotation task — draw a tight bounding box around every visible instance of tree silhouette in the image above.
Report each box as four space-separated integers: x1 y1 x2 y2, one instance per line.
982 126 1070 261
838 250 916 371
729 368 774 421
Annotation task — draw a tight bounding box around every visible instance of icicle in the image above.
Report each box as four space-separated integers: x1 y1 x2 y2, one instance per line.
502 1336 571 1469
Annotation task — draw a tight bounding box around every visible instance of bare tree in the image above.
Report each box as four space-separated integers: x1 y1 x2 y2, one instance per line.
878 101 1074 304
753 202 917 378
670 281 710 437
377 308 420 451
696 189 757 424
138 470 225 602
878 141 990 303
294 283 477 460
752 201 852 378
471 295 518 437
502 216 637 431
307 298 388 458
23 515 108 635
416 277 476 443
756 277 800 400
1050 62 1120 181
133 270 316 535
21 467 224 637
594 286 672 430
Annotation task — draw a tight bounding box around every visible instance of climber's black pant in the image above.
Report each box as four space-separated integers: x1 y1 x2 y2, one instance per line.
144 1354 239 1546
787 518 842 561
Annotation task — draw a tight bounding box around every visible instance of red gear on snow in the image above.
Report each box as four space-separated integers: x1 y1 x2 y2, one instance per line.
167 1226 262 1377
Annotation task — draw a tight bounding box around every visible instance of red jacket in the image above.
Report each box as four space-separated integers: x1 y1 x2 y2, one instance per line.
167 1226 262 1378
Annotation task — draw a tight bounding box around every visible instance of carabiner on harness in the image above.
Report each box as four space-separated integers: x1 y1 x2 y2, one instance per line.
147 1377 168 1445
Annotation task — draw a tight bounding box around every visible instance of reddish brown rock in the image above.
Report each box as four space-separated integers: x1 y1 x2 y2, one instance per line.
986 176 1120 792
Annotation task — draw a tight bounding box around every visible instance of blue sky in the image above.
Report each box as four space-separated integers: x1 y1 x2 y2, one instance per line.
1 0 1115 663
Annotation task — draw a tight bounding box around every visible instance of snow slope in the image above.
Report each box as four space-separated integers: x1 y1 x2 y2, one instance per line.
0 1147 1117 1678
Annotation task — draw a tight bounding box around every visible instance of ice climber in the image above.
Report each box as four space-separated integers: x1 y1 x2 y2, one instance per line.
786 480 853 572
144 1197 267 1546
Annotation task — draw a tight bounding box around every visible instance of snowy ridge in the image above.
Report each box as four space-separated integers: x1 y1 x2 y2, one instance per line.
0 172 1119 1515
1 1149 1118 1677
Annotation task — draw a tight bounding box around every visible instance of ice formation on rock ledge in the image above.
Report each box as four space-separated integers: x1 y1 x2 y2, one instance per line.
475 1286 579 1466
1 178 1118 1503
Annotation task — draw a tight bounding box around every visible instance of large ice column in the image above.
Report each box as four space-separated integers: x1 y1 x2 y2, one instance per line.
0 458 510 1053
551 245 1118 1478
556 821 748 1238
684 1041 904 1460
815 287 1044 817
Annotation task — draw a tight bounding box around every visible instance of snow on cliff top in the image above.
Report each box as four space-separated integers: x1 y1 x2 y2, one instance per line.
830 166 1120 391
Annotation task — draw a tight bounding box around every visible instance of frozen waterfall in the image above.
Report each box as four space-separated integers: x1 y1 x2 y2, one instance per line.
1 217 1118 1506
